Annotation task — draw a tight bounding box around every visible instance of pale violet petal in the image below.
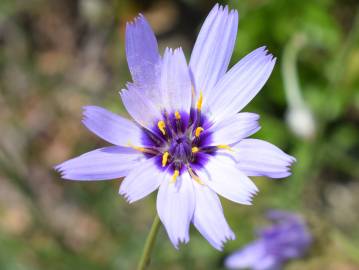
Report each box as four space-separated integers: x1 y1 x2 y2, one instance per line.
82 106 143 146
205 47 276 121
120 83 162 128
252 256 280 270
54 146 144 181
156 172 195 248
225 240 267 269
119 157 164 203
189 5 238 100
196 155 258 205
192 181 235 250
160 48 192 113
126 14 160 85
233 139 296 178
208 113 260 146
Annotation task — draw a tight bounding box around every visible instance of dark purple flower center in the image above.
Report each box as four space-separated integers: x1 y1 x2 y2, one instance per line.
140 109 216 179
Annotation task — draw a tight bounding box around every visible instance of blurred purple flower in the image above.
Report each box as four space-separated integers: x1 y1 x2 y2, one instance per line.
225 211 311 269
55 4 295 250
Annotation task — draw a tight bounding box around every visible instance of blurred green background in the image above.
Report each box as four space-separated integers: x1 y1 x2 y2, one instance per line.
0 0 359 269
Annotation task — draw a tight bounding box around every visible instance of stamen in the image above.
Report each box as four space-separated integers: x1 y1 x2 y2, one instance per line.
195 127 204 137
191 147 199 153
188 166 204 185
162 151 169 167
171 170 179 183
175 111 181 120
128 143 158 155
196 91 203 111
217 144 233 151
157 120 166 135
130 145 145 152
191 86 196 99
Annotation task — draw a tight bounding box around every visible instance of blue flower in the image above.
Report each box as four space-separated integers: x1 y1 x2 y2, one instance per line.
55 4 295 250
225 211 312 269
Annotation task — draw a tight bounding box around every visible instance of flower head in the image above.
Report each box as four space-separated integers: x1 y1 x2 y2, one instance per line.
225 211 312 269
55 4 295 250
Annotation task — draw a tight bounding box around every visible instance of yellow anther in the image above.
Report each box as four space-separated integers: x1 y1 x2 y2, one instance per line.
162 152 169 167
188 166 204 185
195 127 204 137
217 144 233 151
191 147 199 153
196 91 203 111
175 111 181 120
171 170 179 183
128 143 157 154
157 120 166 135
131 145 146 152
128 142 145 152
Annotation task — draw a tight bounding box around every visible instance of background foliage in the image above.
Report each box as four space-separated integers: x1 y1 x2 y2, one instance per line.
0 0 358 269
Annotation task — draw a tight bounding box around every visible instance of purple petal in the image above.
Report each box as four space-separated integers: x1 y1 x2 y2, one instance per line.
190 5 238 100
225 240 267 269
54 146 143 181
233 139 296 178
258 211 312 260
206 47 276 121
208 112 260 146
156 172 195 248
192 181 235 250
119 157 164 203
126 14 160 85
120 83 163 128
196 155 258 205
82 106 143 146
160 47 192 113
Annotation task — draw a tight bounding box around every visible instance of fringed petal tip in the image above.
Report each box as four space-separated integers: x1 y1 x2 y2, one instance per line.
163 46 185 57
53 165 78 181
250 45 277 67
53 163 65 177
211 230 236 251
126 13 146 27
119 192 142 205
242 191 258 206
214 3 239 16
171 235 190 250
219 232 236 251
54 162 78 180
257 45 276 60
119 189 132 204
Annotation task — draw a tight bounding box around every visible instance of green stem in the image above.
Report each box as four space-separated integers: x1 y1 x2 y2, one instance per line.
137 214 161 270
281 33 307 109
